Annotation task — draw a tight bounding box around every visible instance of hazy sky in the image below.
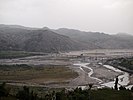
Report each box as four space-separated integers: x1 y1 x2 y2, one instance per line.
0 0 133 34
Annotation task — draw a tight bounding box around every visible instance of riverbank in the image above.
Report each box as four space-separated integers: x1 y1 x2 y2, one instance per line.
71 62 133 89
69 63 98 87
88 64 122 83
70 63 122 88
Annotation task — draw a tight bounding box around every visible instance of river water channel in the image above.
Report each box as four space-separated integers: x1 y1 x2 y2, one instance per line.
74 62 133 89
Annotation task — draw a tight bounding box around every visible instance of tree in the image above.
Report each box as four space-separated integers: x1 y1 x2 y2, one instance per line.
131 86 133 91
119 86 126 90
0 82 9 98
114 76 119 90
16 86 38 100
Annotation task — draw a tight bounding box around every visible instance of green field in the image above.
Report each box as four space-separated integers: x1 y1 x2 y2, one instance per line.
0 64 78 83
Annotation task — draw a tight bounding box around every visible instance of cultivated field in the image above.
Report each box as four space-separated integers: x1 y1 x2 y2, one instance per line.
0 64 78 85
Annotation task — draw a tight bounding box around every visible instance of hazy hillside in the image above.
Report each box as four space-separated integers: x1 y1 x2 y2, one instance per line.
0 24 38 30
1 24 133 52
0 25 88 52
55 28 133 49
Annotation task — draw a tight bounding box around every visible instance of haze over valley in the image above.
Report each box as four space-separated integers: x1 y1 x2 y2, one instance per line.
0 24 133 89
0 0 133 99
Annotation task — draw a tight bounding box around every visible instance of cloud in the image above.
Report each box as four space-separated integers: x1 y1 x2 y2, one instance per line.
103 0 133 9
0 0 133 34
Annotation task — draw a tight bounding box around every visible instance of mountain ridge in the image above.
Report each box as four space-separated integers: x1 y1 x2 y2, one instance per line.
0 24 88 52
54 28 133 49
0 24 133 52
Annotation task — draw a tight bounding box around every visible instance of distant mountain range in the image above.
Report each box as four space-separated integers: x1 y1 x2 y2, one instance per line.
0 24 133 53
0 24 87 52
54 28 133 49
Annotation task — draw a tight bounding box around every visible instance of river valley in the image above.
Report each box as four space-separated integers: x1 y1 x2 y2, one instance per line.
0 49 133 89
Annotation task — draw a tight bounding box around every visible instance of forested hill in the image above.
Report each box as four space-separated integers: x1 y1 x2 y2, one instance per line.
54 28 133 49
1 24 133 52
0 24 88 53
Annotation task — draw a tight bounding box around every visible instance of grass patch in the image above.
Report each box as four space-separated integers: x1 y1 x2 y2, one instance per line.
0 65 78 83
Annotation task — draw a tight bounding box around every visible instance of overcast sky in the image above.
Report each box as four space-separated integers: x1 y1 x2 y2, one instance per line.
0 0 133 34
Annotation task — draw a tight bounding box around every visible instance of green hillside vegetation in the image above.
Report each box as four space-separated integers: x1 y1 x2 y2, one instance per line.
118 57 133 70
106 57 133 71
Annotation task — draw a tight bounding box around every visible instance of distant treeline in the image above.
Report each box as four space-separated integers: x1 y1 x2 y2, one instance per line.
0 51 45 59
0 64 31 71
105 57 133 72
117 57 133 70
